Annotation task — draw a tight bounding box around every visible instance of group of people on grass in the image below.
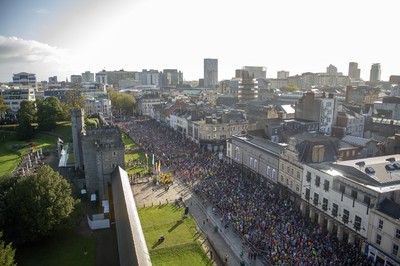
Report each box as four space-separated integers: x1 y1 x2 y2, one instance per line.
116 118 372 265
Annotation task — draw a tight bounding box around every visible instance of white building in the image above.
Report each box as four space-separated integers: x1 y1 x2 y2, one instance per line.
84 97 112 119
368 199 400 265
1 87 36 112
299 155 400 265
227 134 286 184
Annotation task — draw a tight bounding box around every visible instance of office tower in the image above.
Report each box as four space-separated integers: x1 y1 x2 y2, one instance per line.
243 66 266 79
277 70 289 79
348 62 361 80
326 64 338 75
82 71 95 83
71 75 83 84
370 63 381 82
204 58 218 88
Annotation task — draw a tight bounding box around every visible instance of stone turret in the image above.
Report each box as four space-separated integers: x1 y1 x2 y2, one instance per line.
70 108 85 170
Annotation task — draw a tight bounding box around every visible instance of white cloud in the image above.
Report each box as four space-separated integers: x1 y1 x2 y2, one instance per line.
0 35 74 81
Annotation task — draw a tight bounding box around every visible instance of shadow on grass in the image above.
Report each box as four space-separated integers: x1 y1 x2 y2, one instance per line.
168 220 184 233
151 239 163 249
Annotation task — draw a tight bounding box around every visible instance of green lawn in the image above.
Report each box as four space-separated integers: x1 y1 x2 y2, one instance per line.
16 230 95 266
138 204 211 266
122 132 150 175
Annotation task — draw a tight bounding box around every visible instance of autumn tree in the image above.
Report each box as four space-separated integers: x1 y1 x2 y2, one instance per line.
62 88 85 115
280 83 300 92
107 88 136 116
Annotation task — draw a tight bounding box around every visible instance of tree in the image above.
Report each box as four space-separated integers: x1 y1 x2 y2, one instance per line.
0 97 8 114
16 100 36 140
0 232 16 266
107 88 136 116
1 166 81 243
280 84 300 92
63 88 85 114
36 97 63 131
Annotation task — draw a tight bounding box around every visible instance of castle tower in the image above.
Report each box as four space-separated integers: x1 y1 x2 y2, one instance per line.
82 127 125 200
70 108 85 170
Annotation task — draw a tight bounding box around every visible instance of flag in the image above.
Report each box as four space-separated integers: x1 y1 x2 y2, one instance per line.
158 160 161 173
152 153 155 165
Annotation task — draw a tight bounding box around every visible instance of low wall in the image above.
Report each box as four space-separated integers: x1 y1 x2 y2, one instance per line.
87 214 110 230
112 166 152 266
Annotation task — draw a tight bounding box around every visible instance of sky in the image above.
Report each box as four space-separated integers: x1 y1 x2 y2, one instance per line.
0 0 398 83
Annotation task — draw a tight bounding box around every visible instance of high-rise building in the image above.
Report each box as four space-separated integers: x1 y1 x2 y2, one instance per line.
162 69 183 87
95 71 108 85
326 64 338 75
348 62 361 80
370 63 381 82
243 66 266 79
82 71 95 83
204 58 218 88
237 70 259 102
70 75 83 84
277 70 289 79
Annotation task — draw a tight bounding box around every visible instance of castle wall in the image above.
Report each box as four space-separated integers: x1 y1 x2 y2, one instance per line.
82 127 125 199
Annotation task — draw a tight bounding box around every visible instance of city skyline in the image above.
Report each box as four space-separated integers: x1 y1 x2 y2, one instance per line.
0 0 398 83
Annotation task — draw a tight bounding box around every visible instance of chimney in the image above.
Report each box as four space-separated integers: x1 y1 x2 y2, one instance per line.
305 91 315 101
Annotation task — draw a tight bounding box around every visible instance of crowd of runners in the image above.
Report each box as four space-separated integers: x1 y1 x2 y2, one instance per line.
117 118 373 265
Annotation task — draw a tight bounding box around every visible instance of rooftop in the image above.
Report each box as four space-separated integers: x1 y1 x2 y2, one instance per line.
332 155 400 192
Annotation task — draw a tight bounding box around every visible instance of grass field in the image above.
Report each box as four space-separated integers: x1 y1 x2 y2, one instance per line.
122 131 150 175
15 230 95 266
0 122 72 177
138 204 211 266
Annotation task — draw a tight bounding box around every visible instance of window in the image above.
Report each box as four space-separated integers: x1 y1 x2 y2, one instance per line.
315 175 320 187
113 151 117 157
324 180 330 192
287 166 290 173
364 196 371 205
297 171 300 180
342 209 349 224
306 171 311 182
396 228 400 240
340 184 345 193
305 188 310 200
332 203 338 217
393 244 399 256
351 189 358 199
376 234 382 245
354 216 362 231
313 193 319 206
378 220 383 230
322 198 328 211
296 185 300 192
